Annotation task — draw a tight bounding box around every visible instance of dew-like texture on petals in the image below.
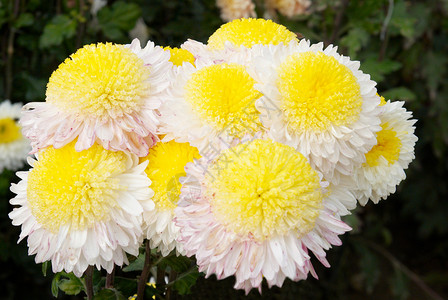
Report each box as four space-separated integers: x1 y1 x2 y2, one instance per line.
141 140 200 211
365 123 401 167
46 43 150 120
277 51 362 133
207 18 298 50
164 46 195 66
184 63 262 137
27 142 128 233
0 118 21 143
205 139 323 241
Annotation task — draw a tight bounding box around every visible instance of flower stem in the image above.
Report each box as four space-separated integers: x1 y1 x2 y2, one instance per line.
157 264 166 287
85 266 94 300
137 240 152 300
165 269 178 300
105 266 115 289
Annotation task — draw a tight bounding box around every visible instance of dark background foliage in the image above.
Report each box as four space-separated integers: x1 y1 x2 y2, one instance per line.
0 0 447 299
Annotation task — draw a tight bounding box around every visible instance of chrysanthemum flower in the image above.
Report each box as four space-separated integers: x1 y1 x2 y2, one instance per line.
9 141 154 276
164 46 196 67
176 138 352 293
249 39 381 181
0 100 30 172
352 99 417 205
216 0 256 22
207 18 299 50
182 18 298 67
265 0 311 18
158 51 263 149
140 140 200 256
21 40 170 157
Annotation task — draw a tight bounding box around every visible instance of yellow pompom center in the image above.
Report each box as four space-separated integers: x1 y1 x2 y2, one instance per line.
164 46 195 67
205 139 323 241
207 18 298 50
46 43 150 120
185 63 262 137
141 141 200 211
365 123 402 167
27 142 128 232
0 118 21 143
277 51 363 133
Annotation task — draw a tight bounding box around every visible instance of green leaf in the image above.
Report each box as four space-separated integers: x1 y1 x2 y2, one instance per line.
51 273 61 297
422 51 447 98
51 272 85 296
382 87 417 102
158 254 191 273
390 0 417 38
113 277 138 297
122 252 145 272
13 13 34 28
342 213 361 233
390 268 409 300
39 15 76 49
358 246 380 294
93 288 126 300
42 261 49 277
20 73 46 102
361 58 402 83
171 267 202 295
339 27 369 58
97 1 141 40
0 6 7 29
58 278 83 295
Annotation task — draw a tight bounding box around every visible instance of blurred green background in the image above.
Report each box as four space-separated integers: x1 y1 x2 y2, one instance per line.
0 0 447 299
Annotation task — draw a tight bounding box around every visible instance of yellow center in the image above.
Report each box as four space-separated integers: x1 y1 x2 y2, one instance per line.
277 51 363 133
141 141 200 211
378 94 387 106
164 46 195 67
205 139 323 241
46 43 150 120
365 123 402 167
185 63 262 137
207 18 298 50
27 142 128 232
0 118 21 143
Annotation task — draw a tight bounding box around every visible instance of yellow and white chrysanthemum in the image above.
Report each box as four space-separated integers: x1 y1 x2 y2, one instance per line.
158 50 263 149
248 39 382 181
0 100 30 172
9 142 155 276
140 140 200 256
216 0 256 22
164 46 196 69
353 100 417 205
265 0 311 18
176 138 352 293
181 18 298 65
208 18 299 50
21 39 170 157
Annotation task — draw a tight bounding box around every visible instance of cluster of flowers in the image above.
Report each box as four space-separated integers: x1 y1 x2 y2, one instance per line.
216 0 311 22
9 18 417 293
